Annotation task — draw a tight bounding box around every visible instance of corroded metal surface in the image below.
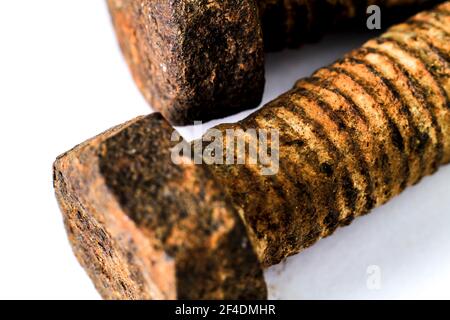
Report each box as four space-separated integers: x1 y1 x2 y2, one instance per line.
108 0 441 125
54 114 267 299
55 2 450 299
107 0 265 125
210 2 450 266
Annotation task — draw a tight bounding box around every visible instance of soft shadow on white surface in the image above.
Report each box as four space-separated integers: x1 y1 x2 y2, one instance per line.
266 165 450 300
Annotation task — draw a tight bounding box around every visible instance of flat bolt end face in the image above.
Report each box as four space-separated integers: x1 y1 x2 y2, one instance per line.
108 0 265 126
54 113 267 299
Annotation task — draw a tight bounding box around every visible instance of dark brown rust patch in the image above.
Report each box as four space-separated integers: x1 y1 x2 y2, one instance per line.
108 0 442 125
56 114 266 300
54 2 450 300
107 0 264 125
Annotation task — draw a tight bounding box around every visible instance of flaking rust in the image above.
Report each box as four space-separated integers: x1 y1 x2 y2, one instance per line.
212 2 450 266
107 0 265 126
54 114 266 299
108 0 442 125
56 2 450 298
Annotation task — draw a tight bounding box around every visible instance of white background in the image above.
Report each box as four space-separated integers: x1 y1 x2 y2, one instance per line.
0 1 449 299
